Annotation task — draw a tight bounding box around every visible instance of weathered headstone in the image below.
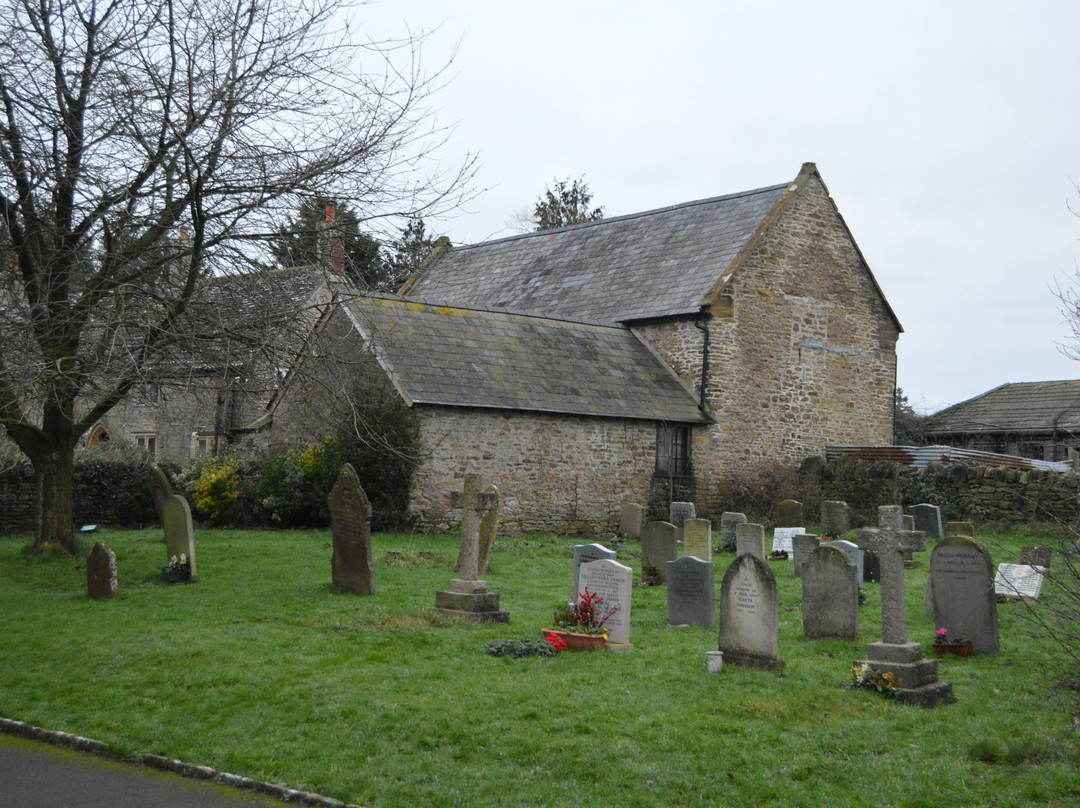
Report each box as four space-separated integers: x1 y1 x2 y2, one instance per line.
329 463 375 595
435 474 508 622
823 539 864 585
717 553 784 670
148 465 173 523
719 512 747 551
162 494 196 580
994 563 1046 601
820 500 850 537
619 503 645 541
909 504 943 540
863 551 880 583
792 533 821 577
801 545 859 640
682 518 712 562
641 521 679 585
856 505 952 707
928 537 999 653
477 484 500 576
667 556 716 627
578 558 634 648
735 523 766 559
1020 546 1053 569
86 542 118 600
946 521 975 539
669 502 696 542
776 499 804 529
573 543 617 604
771 527 803 556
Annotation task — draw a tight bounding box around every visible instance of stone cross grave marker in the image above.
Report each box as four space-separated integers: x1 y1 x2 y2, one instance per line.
792 534 820 577
719 512 747 551
148 465 173 523
477 484 500 576
450 473 499 583
86 541 118 600
641 521 678 585
619 503 644 541
771 527 803 556
994 563 1046 601
776 499 804 528
163 494 196 580
717 553 784 670
682 518 712 562
329 463 375 595
735 523 766 559
928 536 999 653
667 556 715 627
801 545 859 640
669 502 696 542
909 504 943 540
857 505 925 644
573 543 617 604
578 558 633 647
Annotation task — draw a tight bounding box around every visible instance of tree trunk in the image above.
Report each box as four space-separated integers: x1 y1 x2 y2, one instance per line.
34 445 77 554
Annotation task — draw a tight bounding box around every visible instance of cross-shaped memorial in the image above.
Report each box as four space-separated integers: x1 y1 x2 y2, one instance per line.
435 473 508 622
855 505 954 707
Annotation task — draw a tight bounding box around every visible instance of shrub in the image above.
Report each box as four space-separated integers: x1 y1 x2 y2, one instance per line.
191 456 240 521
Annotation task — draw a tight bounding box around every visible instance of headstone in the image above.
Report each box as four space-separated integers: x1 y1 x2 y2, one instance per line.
717 554 784 670
909 504 943 540
162 494 197 580
435 474 508 622
771 527 803 556
578 558 634 647
946 521 975 538
994 563 1046 601
573 543 617 604
682 518 712 562
641 521 679 585
86 542 118 600
801 545 859 640
477 484 500 576
776 499 804 528
667 556 716 626
820 500 850 537
863 551 880 583
669 502 696 541
1020 546 1053 569
856 505 953 707
735 523 766 559
822 539 864 585
792 534 820 577
148 465 173 523
329 463 375 595
928 537 999 653
619 503 645 541
719 512 747 551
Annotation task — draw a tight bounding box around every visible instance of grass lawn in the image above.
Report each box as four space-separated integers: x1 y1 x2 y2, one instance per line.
1 525 1079 807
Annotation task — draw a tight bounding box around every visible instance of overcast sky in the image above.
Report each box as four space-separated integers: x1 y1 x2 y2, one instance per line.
359 0 1080 415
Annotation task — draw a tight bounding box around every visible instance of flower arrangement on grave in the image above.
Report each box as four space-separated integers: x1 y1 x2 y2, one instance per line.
485 639 559 658
934 627 970 646
768 550 789 560
551 588 617 636
996 592 1012 604
851 663 899 695
161 553 191 583
858 587 869 605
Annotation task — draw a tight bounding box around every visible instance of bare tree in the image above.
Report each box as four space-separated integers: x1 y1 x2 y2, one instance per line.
0 0 474 551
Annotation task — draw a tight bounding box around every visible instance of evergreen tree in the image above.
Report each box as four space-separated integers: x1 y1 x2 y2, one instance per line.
531 178 604 230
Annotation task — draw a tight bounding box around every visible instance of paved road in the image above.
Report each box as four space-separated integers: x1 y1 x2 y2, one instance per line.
0 735 287 808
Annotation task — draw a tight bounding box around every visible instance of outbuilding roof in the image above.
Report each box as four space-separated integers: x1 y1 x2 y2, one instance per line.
342 295 710 423
926 380 1080 436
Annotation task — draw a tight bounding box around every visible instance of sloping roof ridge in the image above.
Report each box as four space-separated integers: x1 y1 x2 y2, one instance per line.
931 382 1016 416
448 181 793 252
362 291 625 329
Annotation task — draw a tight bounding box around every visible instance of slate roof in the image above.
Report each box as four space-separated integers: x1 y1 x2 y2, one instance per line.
402 182 792 323
926 381 1080 435
342 295 710 423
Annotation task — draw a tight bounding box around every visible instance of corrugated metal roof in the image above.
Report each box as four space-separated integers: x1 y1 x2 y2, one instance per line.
926 380 1080 436
343 295 710 424
826 445 1072 473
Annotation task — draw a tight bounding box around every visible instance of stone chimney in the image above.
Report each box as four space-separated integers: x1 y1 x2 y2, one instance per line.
317 205 345 276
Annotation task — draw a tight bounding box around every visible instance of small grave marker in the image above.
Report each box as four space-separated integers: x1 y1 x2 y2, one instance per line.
717 554 784 670
928 537 999 653
735 523 766 559
667 556 715 627
771 527 803 556
994 563 1045 601
329 464 375 595
682 518 712 562
86 542 118 600
801 545 859 640
641 521 678 585
579 558 634 648
719 512 747 551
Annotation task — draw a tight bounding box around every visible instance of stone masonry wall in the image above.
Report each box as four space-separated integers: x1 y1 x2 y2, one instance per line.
636 172 897 520
410 406 657 535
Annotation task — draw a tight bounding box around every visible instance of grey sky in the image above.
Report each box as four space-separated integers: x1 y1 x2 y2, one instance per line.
360 0 1080 414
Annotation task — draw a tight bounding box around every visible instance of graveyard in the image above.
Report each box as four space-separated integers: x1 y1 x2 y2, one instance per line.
1 523 1079 807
